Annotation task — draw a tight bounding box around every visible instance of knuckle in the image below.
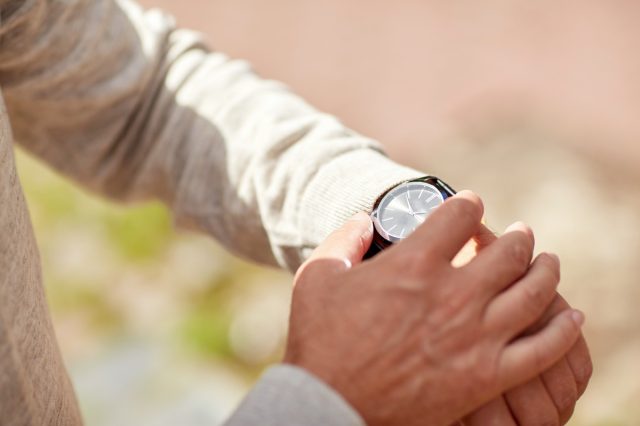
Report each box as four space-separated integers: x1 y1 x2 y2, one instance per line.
449 198 482 224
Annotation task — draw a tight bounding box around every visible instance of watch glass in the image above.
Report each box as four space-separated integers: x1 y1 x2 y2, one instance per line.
375 182 444 241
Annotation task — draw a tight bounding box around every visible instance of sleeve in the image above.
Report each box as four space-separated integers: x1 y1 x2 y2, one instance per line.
0 0 423 270
223 364 365 426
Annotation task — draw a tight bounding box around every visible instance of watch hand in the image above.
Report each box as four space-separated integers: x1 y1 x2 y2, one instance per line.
413 207 438 215
405 192 415 215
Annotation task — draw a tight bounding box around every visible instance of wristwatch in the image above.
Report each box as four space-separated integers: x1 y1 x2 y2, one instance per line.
365 176 457 259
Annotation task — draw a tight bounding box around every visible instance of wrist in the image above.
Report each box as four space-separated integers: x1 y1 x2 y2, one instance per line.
298 149 424 265
282 357 367 425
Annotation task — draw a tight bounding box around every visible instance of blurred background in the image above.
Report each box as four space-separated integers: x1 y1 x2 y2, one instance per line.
17 0 640 424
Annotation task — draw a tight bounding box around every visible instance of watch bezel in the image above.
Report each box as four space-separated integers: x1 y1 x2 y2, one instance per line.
369 176 456 246
371 181 443 243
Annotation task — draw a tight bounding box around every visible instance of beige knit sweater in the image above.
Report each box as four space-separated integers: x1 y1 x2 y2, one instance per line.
0 0 423 424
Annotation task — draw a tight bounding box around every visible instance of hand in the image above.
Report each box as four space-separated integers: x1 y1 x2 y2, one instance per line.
461 229 593 426
462 293 593 425
406 191 415 214
284 191 585 426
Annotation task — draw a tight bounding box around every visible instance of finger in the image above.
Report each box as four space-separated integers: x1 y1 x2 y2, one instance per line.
463 397 516 426
544 296 593 398
523 293 567 334
541 358 579 424
505 377 560 426
452 222 498 267
499 309 585 390
566 334 593 397
473 223 499 253
302 212 373 273
485 253 560 341
463 222 535 297
401 190 484 262
523 294 593 399
452 223 498 267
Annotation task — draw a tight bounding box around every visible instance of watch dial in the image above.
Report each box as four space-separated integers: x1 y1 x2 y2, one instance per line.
376 182 444 240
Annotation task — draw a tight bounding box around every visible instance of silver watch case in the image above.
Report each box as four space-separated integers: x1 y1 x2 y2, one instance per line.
370 179 448 244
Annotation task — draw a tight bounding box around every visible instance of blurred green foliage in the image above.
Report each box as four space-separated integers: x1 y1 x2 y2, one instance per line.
16 148 287 380
103 204 173 261
47 280 125 333
179 271 239 359
17 149 175 261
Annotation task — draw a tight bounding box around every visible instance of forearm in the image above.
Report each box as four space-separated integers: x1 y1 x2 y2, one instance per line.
0 0 423 270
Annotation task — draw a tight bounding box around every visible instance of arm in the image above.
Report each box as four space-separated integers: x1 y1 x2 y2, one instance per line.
0 0 422 270
0 2 590 424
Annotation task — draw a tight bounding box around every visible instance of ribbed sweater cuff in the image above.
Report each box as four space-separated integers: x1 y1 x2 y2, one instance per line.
299 149 424 248
223 364 365 426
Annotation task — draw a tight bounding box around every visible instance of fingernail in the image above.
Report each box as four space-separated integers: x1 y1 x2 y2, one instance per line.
547 253 560 264
350 212 374 234
571 310 585 326
504 221 528 233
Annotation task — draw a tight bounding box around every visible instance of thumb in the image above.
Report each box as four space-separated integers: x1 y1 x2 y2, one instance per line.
306 212 374 270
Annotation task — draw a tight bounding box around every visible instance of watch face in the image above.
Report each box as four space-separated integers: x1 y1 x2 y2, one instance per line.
374 182 445 242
